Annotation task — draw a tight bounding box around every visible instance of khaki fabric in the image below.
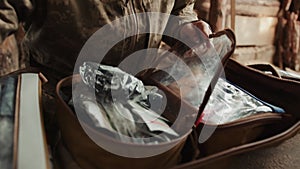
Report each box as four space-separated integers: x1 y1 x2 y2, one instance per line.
0 35 18 76
0 0 198 77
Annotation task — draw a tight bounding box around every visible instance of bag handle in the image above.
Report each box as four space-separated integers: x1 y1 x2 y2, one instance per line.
248 64 282 78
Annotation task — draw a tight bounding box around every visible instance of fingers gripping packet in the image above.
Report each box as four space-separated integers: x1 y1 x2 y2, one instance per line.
73 62 178 144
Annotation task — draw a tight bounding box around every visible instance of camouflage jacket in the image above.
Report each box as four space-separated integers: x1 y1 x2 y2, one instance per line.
0 0 198 76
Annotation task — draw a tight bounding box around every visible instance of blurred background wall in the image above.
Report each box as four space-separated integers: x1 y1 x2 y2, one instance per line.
195 0 300 71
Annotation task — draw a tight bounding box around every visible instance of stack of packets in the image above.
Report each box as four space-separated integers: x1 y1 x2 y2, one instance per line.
70 62 178 144
198 78 285 125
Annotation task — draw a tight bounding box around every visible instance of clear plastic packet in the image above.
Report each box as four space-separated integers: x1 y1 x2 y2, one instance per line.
200 78 274 125
151 32 234 108
71 62 178 144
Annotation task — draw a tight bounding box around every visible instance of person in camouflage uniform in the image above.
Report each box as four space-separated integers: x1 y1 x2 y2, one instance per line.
0 0 211 78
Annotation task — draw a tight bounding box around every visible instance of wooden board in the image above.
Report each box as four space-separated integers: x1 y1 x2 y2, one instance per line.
195 0 280 18
226 15 278 46
233 45 275 64
235 3 279 17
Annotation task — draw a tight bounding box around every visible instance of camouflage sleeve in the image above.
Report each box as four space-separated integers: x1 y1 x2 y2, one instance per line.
163 0 198 45
0 0 34 44
172 0 198 23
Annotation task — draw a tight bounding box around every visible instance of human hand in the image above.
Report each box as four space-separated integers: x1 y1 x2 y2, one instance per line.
177 20 212 58
179 20 212 45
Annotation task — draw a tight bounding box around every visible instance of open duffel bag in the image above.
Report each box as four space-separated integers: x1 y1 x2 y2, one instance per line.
55 28 300 169
54 29 235 169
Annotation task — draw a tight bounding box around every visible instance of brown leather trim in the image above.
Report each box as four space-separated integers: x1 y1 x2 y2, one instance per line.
38 76 51 169
38 72 49 84
12 75 21 169
55 75 75 116
209 29 236 65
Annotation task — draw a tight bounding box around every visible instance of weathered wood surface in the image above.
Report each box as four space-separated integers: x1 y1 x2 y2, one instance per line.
226 15 278 46
233 45 275 64
195 0 280 37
